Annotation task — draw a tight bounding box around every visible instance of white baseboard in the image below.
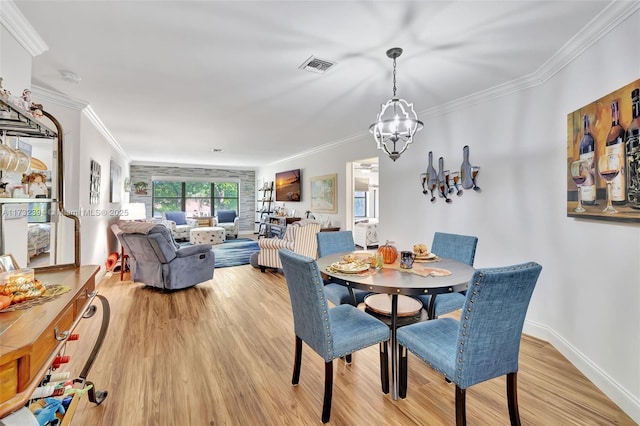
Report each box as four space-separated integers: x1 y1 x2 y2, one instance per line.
523 320 640 424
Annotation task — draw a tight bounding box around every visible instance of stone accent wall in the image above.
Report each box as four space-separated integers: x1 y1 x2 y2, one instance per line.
129 164 255 234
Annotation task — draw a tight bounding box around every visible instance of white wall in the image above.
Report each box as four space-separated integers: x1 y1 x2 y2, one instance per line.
2 20 129 277
258 10 640 422
0 25 31 94
257 141 379 229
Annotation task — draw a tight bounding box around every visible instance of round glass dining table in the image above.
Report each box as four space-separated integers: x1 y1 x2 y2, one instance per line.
316 252 475 400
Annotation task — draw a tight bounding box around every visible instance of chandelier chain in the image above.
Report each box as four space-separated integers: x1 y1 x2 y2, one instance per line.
392 57 397 97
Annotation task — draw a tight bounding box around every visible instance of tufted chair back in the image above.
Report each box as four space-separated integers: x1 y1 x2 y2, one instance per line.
257 219 321 271
278 249 389 423
397 261 542 425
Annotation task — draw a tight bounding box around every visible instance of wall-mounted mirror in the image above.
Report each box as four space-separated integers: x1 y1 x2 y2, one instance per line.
0 97 79 270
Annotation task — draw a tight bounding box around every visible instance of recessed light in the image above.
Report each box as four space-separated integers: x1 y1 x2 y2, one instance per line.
210 148 224 152
60 70 81 84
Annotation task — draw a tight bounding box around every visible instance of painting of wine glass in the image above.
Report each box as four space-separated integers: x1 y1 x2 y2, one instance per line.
566 78 640 223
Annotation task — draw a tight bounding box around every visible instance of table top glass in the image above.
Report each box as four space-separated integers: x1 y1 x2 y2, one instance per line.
317 251 475 297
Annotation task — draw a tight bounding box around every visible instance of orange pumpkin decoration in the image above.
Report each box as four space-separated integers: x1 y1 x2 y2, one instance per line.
377 241 398 264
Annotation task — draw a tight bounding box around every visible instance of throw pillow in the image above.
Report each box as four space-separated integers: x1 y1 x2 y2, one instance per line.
165 211 187 225
217 210 236 223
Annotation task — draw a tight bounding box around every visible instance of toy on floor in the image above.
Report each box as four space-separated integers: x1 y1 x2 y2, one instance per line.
33 397 65 426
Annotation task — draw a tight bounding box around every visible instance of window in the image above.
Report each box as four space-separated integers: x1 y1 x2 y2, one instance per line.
186 182 212 217
354 191 367 218
152 180 239 218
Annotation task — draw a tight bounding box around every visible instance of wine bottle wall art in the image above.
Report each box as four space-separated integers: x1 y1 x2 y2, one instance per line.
567 78 640 222
419 147 481 204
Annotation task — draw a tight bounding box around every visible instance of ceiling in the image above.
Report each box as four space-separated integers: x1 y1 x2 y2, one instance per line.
12 0 616 168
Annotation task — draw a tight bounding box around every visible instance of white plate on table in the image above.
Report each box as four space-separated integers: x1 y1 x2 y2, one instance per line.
330 262 370 274
415 253 437 260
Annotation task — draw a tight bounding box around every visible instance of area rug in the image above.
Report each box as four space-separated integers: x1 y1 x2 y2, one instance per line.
181 238 259 268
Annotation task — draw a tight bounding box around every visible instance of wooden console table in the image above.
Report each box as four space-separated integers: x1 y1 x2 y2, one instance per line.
257 216 301 238
190 216 215 227
320 227 340 232
0 265 110 421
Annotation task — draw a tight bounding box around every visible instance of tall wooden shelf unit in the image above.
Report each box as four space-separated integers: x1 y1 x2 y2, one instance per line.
256 182 274 237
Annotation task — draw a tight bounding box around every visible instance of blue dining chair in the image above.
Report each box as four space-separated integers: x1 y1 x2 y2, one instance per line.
397 261 542 426
316 231 371 306
278 249 390 423
317 231 384 384
416 232 478 319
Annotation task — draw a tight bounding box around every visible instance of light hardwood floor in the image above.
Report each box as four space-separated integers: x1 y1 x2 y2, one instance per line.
64 265 635 425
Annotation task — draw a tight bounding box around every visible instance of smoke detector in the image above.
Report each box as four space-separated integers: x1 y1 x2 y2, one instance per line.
299 55 336 74
60 70 81 84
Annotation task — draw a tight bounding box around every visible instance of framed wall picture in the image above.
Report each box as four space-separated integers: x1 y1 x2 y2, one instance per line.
310 174 337 213
110 160 121 203
567 78 640 222
89 159 101 205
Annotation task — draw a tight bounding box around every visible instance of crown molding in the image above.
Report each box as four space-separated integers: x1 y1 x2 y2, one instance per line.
0 0 48 56
31 85 128 159
535 0 640 84
83 106 128 158
285 2 638 158
418 0 640 121
268 131 369 166
31 85 87 111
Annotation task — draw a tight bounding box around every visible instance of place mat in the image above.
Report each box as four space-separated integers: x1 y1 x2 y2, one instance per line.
326 264 377 277
364 294 423 317
382 261 451 278
0 285 71 312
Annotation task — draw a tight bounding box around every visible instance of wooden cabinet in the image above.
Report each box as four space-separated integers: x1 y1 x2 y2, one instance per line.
0 265 109 421
191 216 215 227
258 215 301 239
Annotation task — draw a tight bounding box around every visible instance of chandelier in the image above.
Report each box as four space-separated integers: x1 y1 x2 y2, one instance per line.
369 47 423 161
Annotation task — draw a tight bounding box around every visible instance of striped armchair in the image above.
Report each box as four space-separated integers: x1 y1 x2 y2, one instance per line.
258 219 321 272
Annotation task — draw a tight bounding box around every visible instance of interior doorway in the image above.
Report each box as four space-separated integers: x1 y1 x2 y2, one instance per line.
348 157 379 229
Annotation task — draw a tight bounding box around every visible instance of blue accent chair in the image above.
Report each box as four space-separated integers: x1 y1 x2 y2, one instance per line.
278 249 389 423
316 231 371 306
214 209 239 239
162 211 198 241
397 262 542 426
416 232 478 319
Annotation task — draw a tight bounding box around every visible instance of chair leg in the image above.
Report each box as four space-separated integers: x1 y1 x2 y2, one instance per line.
507 372 521 426
399 344 407 398
455 385 466 426
260 266 266 273
427 294 438 320
379 342 389 394
292 336 302 385
345 353 352 364
322 361 333 423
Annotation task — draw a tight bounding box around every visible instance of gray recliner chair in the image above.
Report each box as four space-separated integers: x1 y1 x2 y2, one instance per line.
118 223 215 290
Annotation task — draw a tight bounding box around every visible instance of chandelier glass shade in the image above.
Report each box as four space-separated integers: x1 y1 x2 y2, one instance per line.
369 48 423 162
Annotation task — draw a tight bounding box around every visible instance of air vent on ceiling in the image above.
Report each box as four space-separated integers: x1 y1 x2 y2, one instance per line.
299 55 336 74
